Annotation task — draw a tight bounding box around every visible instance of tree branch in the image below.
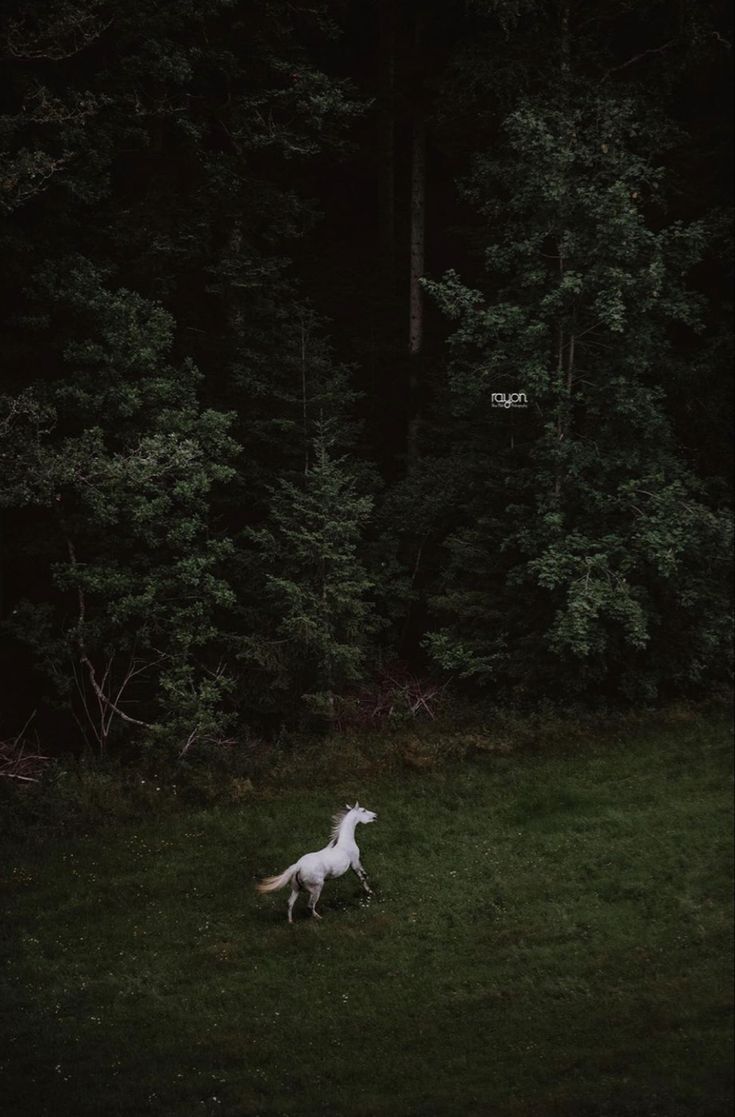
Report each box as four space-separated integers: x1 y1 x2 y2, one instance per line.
602 40 676 81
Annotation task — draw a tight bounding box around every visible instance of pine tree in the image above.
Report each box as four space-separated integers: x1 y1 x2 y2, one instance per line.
241 425 375 723
0 0 363 736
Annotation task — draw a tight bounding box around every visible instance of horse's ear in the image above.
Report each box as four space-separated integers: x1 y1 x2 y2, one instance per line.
345 802 352 810
355 800 360 808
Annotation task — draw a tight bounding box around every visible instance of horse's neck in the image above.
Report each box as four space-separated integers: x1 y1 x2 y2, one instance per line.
334 814 358 848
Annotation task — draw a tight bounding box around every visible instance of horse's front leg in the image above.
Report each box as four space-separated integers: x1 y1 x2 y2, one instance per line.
352 861 372 895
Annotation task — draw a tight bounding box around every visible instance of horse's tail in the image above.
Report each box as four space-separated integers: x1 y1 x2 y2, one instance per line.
255 864 297 893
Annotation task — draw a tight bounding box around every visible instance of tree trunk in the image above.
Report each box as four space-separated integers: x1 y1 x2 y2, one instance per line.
407 11 426 465
377 0 396 286
300 316 309 475
408 112 426 360
554 0 573 502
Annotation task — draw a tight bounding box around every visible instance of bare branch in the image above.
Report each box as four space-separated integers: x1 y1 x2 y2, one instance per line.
178 729 199 759
12 709 37 746
7 12 114 62
0 151 71 214
80 653 151 729
602 39 676 81
0 713 49 783
63 531 152 747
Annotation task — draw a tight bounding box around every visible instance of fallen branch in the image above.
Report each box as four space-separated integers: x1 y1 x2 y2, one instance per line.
335 666 450 731
0 712 50 784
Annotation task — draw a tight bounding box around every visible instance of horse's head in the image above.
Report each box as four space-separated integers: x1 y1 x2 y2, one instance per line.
347 801 377 824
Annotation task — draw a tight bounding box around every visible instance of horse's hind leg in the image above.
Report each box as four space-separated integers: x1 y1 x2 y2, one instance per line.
307 884 323 919
287 881 300 924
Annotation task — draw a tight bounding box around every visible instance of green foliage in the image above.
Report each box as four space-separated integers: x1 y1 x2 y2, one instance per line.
0 0 367 743
241 425 376 721
0 261 238 749
0 0 731 742
423 82 732 700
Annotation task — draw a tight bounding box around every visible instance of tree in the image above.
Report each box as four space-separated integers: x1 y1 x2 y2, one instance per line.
407 6 427 465
0 260 238 750
241 425 375 723
421 10 732 700
0 0 364 738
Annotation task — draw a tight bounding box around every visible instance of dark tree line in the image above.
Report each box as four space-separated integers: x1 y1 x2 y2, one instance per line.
0 0 732 752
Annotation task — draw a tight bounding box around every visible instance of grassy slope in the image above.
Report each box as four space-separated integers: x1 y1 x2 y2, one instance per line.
1 711 732 1117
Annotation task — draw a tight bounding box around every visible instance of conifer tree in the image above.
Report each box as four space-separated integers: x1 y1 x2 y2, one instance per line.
0 0 363 737
241 425 375 722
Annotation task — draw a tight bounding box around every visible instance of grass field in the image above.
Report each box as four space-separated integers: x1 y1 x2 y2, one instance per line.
1 710 732 1116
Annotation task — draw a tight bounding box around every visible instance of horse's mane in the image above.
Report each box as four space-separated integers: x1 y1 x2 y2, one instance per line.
328 806 353 846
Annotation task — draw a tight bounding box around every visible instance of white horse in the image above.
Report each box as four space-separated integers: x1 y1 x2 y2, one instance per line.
256 802 377 922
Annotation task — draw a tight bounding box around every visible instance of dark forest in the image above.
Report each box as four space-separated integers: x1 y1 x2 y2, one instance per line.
1 0 732 755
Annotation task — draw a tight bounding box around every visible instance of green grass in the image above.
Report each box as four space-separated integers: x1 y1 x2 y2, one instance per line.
1 711 732 1116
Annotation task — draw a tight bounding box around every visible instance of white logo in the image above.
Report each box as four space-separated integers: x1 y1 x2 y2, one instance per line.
491 392 528 409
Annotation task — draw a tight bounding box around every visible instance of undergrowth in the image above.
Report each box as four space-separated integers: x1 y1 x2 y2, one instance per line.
2 699 728 840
